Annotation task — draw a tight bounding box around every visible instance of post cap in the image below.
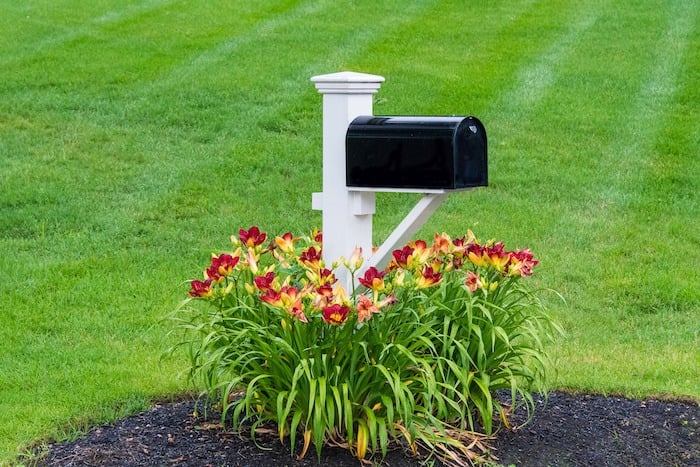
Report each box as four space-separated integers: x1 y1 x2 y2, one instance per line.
311 71 385 94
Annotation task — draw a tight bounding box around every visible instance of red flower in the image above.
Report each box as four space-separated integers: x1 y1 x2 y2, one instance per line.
254 271 276 291
452 236 466 248
239 226 267 248
260 288 282 306
391 246 414 269
484 242 509 271
358 267 387 291
300 246 323 267
507 248 539 276
415 266 442 289
189 279 213 298
322 304 349 325
318 268 336 286
206 254 239 282
451 236 467 260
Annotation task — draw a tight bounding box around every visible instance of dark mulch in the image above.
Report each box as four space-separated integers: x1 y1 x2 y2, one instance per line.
35 392 700 466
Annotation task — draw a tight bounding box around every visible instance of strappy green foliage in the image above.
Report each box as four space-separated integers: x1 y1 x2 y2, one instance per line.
176 227 561 463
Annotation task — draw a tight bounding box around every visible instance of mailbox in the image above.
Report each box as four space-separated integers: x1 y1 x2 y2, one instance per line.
346 116 487 191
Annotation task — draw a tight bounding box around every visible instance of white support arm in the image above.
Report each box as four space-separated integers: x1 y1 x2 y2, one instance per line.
365 193 448 271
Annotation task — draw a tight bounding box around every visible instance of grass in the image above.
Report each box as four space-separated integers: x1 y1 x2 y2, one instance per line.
0 0 698 463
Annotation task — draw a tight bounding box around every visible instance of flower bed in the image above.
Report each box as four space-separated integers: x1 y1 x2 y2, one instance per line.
175 227 561 465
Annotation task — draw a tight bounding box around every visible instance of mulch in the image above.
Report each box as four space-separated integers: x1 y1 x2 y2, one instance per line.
35 391 700 466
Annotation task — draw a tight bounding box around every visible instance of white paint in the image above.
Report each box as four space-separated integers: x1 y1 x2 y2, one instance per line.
311 71 384 288
311 71 451 288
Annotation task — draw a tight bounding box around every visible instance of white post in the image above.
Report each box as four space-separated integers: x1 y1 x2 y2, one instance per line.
311 71 385 289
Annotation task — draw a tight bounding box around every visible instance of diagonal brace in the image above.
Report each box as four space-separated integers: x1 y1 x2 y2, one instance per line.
365 193 448 271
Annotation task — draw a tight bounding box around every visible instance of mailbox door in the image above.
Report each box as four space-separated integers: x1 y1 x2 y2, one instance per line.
454 116 487 188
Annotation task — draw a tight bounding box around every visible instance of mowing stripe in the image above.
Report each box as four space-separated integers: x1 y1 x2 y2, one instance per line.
152 0 329 85
491 3 598 117
599 0 697 203
82 0 438 233
0 0 179 67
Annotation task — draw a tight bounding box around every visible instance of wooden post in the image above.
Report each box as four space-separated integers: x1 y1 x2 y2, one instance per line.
311 71 384 288
311 71 451 288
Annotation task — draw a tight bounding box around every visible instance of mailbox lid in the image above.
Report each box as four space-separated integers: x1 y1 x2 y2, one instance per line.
346 116 487 190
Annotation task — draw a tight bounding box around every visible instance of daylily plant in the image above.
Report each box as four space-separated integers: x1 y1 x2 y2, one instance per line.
177 227 560 465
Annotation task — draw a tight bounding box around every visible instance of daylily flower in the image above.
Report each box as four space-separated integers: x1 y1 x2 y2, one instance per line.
245 248 259 274
391 246 414 269
407 240 431 269
432 232 452 255
356 294 379 323
260 288 282 307
507 248 539 277
189 279 214 297
486 242 510 271
467 244 488 268
265 285 307 322
254 271 276 292
322 303 349 325
312 284 334 310
342 247 364 272
306 267 336 287
415 266 442 289
356 293 396 323
206 253 240 282
300 246 323 269
451 236 468 262
275 232 298 254
239 226 267 248
465 271 484 293
358 266 387 291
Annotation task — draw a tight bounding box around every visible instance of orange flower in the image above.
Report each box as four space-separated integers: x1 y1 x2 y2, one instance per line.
274 232 298 253
409 240 431 268
432 232 452 255
280 286 307 322
356 293 396 323
356 294 379 323
465 271 483 293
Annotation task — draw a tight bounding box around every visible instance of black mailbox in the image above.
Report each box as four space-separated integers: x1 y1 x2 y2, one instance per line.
346 116 487 190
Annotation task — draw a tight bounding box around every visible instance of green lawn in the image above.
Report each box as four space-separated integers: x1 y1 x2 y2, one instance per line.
1 0 698 463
